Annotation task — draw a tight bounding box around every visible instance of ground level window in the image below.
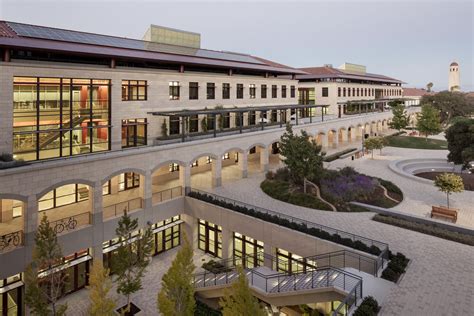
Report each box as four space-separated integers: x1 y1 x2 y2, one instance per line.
233 232 264 268
275 248 317 274
121 118 147 148
198 219 222 258
222 152 230 160
151 216 181 255
118 172 140 191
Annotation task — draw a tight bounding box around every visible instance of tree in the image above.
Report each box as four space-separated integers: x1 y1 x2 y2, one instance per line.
434 173 464 209
445 118 474 169
114 212 153 313
364 137 384 159
416 105 442 139
420 91 474 124
88 261 116 316
389 105 409 132
25 214 67 316
279 123 325 184
426 82 433 92
219 266 266 316
157 234 195 316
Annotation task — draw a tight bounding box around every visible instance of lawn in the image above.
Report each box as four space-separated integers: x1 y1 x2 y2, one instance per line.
385 135 448 150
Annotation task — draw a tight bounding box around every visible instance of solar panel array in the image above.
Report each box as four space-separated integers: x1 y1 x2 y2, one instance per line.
7 21 265 65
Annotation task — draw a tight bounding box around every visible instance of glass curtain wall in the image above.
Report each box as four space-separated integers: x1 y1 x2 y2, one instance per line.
13 77 111 161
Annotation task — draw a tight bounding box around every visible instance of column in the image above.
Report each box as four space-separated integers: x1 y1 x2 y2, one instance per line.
238 152 248 178
259 148 269 173
179 165 191 194
23 194 38 263
110 175 119 195
211 158 222 188
320 133 328 148
332 132 339 148
182 214 198 250
221 227 232 260
140 171 152 210
90 181 104 262
341 130 348 144
263 243 273 269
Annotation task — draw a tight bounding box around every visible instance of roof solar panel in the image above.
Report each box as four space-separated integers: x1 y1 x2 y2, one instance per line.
7 22 264 65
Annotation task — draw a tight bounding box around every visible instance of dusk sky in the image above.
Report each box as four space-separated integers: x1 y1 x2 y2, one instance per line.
1 0 472 91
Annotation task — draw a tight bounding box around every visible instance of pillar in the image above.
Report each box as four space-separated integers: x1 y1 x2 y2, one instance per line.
211 158 222 187
238 152 248 178
332 132 339 148
259 148 269 173
140 171 152 210
320 133 328 148
24 194 38 263
221 227 232 260
90 181 104 262
179 165 191 194
263 243 273 269
182 214 198 250
340 129 348 144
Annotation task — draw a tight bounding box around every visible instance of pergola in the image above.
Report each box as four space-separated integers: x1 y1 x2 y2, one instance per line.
148 104 329 142
337 98 408 117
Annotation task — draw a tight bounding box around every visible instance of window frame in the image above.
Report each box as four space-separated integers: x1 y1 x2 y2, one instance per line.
206 83 215 100
189 82 199 100
236 84 244 99
169 81 180 100
121 80 147 101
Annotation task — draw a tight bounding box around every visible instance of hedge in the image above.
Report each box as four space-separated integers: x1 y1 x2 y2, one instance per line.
188 191 382 256
195 300 221 316
381 251 409 283
353 296 380 316
373 214 474 246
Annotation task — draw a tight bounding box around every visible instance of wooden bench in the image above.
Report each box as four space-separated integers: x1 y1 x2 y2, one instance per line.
431 206 458 223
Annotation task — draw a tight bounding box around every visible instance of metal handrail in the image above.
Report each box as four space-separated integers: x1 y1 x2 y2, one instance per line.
48 211 90 234
332 279 363 316
0 230 23 252
189 189 389 270
303 250 380 276
103 197 143 219
152 186 183 204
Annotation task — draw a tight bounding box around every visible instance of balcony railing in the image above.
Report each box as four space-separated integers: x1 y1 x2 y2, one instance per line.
103 197 143 219
49 212 91 234
0 230 23 253
152 186 183 205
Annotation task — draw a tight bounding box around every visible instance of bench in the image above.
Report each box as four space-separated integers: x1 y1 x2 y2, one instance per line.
431 206 458 223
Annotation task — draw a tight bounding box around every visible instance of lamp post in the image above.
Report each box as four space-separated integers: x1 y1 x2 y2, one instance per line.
361 126 365 155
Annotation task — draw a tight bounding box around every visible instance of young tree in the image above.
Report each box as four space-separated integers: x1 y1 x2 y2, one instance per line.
416 105 442 139
445 118 474 169
434 173 464 209
389 105 409 132
364 137 384 159
279 123 325 184
219 266 266 316
88 261 116 316
114 212 153 313
25 214 67 316
157 234 195 316
426 82 433 92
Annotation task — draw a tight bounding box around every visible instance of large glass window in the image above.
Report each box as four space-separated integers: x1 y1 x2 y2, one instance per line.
233 233 264 268
118 172 140 191
38 184 89 211
169 81 180 100
206 83 215 100
151 216 181 255
275 248 317 274
249 84 256 99
222 83 230 99
236 84 244 99
189 82 199 100
121 80 147 101
198 219 222 258
121 119 147 148
13 77 111 161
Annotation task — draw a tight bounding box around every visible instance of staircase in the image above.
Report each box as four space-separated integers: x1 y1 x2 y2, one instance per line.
39 115 87 149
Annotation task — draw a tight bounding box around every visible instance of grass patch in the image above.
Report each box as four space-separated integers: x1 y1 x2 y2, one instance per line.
261 180 334 211
381 252 409 283
385 135 447 150
373 214 474 246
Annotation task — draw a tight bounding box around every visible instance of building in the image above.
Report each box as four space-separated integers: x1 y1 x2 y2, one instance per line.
402 87 434 106
297 63 403 117
448 61 460 92
0 21 418 315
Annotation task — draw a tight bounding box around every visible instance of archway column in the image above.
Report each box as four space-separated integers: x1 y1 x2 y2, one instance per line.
140 171 152 210
340 130 348 143
238 152 248 178
91 181 104 262
179 165 191 194
221 227 232 260
212 158 222 188
24 194 38 263
260 149 269 172
320 133 328 148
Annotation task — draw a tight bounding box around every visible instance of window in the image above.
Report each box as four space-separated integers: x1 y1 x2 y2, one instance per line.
222 152 230 160
348 87 351 97
222 83 230 99
122 80 147 101
151 216 181 255
248 111 256 125
191 160 198 167
121 119 147 148
169 81 180 100
13 77 111 161
118 172 140 191
169 163 180 172
322 87 329 97
261 84 267 98
249 84 256 99
38 184 89 211
338 87 341 97
271 85 277 98
275 248 316 274
282 85 287 98
206 156 213 164
102 181 110 195
343 87 346 97
236 84 244 99
189 82 199 100
189 115 199 133
357 88 360 97
198 219 222 258
290 85 296 98
233 232 264 268
352 88 355 96
206 83 215 99
169 116 180 135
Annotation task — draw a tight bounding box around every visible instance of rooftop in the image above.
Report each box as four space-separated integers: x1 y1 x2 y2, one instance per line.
0 21 304 75
296 65 402 84
402 88 435 97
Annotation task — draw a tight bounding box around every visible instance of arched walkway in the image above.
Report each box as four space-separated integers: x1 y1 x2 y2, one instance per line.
0 198 25 252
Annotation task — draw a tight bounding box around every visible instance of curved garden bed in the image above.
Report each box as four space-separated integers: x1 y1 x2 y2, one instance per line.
261 167 403 212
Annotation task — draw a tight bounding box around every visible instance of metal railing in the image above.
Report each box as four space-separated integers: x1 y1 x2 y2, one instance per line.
332 279 363 316
152 186 183 204
303 250 380 276
103 197 143 219
49 212 90 234
189 189 389 270
0 230 23 253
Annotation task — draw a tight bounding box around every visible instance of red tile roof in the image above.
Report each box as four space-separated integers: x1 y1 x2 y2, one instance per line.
402 88 434 97
0 21 17 38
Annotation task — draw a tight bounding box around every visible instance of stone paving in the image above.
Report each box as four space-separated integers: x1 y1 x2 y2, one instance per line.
206 149 474 315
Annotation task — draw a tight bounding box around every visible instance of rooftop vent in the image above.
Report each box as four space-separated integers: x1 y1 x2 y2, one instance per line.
143 25 201 49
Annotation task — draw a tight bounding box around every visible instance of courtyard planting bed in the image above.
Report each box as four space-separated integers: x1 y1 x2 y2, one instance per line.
385 135 448 150
381 252 410 283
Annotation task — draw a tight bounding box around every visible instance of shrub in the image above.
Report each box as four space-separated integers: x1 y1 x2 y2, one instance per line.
0 153 14 162
353 296 379 316
202 260 231 274
274 167 291 182
195 300 221 316
265 171 275 180
381 252 409 283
